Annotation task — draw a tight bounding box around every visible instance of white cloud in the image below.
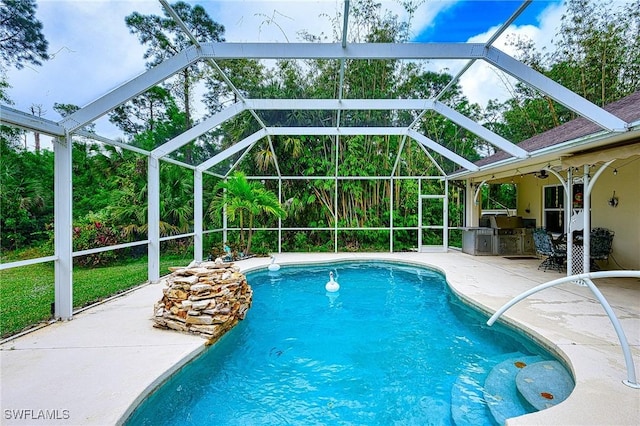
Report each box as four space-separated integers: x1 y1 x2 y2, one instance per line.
407 0 457 39
457 1 565 107
6 1 161 125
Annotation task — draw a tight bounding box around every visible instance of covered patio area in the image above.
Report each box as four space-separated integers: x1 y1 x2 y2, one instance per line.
1 252 638 425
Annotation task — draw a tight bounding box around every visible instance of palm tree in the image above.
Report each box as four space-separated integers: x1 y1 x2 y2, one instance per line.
208 172 287 255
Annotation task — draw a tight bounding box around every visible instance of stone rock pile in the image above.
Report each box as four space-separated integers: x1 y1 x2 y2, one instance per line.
153 260 252 344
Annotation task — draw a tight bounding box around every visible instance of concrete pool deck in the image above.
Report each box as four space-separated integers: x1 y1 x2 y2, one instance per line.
1 252 639 425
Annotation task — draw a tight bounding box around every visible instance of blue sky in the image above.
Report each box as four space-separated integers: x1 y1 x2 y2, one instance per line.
415 0 563 42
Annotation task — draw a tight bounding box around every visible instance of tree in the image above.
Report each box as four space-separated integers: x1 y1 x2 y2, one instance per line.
208 172 286 255
108 86 175 137
492 0 640 142
0 0 49 69
28 104 44 151
125 2 225 130
552 0 640 105
53 103 96 133
202 58 265 115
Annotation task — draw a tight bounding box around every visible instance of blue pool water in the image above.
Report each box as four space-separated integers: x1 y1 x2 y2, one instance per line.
127 261 549 425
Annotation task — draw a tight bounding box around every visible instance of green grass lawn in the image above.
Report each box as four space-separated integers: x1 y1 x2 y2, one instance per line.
0 254 193 339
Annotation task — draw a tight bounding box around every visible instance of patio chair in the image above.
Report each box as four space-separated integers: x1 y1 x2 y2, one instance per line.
533 228 567 272
590 228 614 271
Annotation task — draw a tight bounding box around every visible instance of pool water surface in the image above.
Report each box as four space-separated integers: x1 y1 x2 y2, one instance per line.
126 261 549 425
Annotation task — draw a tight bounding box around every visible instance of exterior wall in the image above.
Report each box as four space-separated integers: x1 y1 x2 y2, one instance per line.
516 174 546 228
512 158 639 270
590 158 639 269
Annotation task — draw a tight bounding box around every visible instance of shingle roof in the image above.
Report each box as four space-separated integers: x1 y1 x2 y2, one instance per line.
475 91 640 167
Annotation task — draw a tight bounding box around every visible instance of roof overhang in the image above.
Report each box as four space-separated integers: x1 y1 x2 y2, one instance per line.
451 121 640 182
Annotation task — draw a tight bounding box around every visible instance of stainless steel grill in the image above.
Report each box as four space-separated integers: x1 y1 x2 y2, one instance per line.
462 215 535 256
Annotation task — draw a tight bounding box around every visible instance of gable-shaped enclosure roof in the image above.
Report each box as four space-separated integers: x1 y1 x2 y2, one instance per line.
2 0 633 177
1 0 638 322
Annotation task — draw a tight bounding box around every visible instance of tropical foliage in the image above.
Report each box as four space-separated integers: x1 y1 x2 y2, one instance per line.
208 172 287 255
2 0 639 261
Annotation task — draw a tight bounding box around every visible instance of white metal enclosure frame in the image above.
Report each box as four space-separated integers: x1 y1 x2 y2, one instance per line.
0 0 633 321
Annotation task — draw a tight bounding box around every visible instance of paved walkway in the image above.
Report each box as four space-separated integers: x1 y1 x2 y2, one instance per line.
1 252 638 425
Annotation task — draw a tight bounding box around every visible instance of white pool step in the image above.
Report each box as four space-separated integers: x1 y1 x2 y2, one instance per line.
452 354 575 426
450 352 527 426
515 360 574 411
482 355 543 425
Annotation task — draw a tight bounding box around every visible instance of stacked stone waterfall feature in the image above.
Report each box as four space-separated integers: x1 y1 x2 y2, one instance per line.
153 260 252 344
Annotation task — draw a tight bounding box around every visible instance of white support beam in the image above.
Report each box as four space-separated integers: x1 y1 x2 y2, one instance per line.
337 1 350 127
74 130 151 156
198 42 487 60
341 1 350 48
245 99 526 161
159 0 273 154
195 126 476 172
194 169 203 262
582 164 591 273
271 127 478 171
266 126 405 136
434 60 476 102
151 102 245 159
483 46 628 131
444 179 449 249
59 46 200 131
485 1 532 47
148 156 161 282
52 41 627 134
197 129 268 172
262 127 477 171
1 105 66 136
54 135 73 320
432 101 528 158
433 0 528 103
407 129 479 172
416 142 447 176
244 98 435 110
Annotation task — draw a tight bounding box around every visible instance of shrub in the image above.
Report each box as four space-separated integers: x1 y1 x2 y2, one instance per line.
72 221 121 267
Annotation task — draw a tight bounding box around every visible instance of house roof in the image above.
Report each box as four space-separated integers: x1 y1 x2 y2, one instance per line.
474 91 640 168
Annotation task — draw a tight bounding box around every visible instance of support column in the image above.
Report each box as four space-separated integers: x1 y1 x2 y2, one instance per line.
278 178 282 253
582 164 591 273
465 180 474 227
417 181 422 250
566 168 574 276
148 156 160 282
470 179 487 228
54 134 73 320
390 177 395 252
194 169 203 262
222 186 228 245
334 136 339 253
443 178 449 250
583 159 615 274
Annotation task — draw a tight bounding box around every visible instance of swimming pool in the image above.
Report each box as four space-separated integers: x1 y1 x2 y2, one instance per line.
126 261 557 425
